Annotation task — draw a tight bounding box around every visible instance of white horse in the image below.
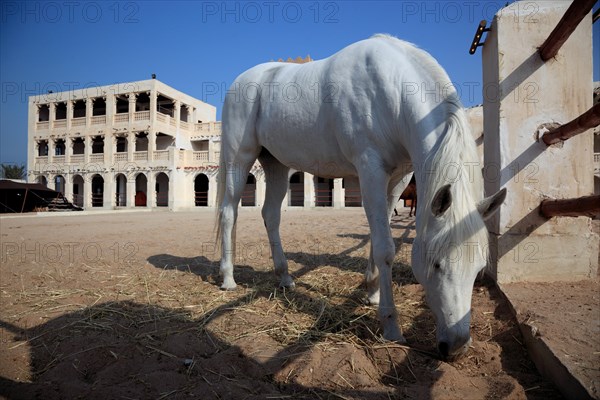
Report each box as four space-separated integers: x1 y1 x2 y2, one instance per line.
215 35 506 361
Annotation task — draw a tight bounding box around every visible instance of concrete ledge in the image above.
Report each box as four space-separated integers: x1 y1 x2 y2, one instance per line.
499 281 599 400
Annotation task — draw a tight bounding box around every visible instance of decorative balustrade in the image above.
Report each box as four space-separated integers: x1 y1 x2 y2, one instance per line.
154 150 169 160
53 155 65 164
180 121 189 131
169 118 176 128
157 113 167 123
70 154 84 163
114 153 128 162
35 156 48 164
54 120 67 128
134 151 148 161
114 114 129 123
91 115 106 125
135 111 150 121
193 151 209 162
194 121 222 134
36 121 49 130
89 154 104 162
71 117 86 127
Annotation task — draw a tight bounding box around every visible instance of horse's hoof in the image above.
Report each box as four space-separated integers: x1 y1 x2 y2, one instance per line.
383 331 407 344
220 279 237 291
365 293 380 306
279 276 295 289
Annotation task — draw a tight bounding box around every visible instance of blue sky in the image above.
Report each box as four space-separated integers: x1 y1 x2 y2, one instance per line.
1 0 599 167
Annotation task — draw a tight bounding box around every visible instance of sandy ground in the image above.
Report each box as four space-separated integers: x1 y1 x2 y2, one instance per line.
0 208 565 399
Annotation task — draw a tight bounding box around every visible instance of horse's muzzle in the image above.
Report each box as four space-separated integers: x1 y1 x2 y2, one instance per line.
438 336 472 362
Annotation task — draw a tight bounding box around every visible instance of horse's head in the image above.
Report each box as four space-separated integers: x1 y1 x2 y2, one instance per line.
412 184 506 361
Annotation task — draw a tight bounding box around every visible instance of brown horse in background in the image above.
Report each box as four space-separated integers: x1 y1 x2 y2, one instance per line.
396 174 417 217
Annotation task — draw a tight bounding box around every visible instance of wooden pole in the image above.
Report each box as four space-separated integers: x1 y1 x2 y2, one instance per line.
20 188 28 213
541 103 600 146
539 0 596 62
540 195 600 218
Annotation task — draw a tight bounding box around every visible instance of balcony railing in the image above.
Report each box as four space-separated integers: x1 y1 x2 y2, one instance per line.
53 155 65 164
54 119 67 128
35 156 48 164
114 113 129 123
70 154 84 163
180 121 189 131
594 153 600 175
134 151 148 161
194 121 221 134
157 113 167 123
72 117 86 127
36 121 49 130
91 115 106 125
193 151 209 162
154 150 169 160
135 111 150 121
114 153 128 162
89 154 104 162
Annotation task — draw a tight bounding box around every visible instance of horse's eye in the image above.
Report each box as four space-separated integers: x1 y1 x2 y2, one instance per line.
433 263 441 271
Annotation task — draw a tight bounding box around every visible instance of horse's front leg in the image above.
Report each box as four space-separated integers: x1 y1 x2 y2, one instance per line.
365 176 408 307
360 168 406 343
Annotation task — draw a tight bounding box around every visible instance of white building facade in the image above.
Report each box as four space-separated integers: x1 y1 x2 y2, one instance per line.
27 79 364 211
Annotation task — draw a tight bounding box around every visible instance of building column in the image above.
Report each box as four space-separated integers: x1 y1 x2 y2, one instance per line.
83 174 92 209
65 137 73 163
256 172 266 207
148 130 156 161
128 93 137 129
85 98 93 126
147 172 156 208
149 90 157 125
127 132 135 162
84 136 92 164
126 178 136 208
174 100 181 129
47 139 54 163
64 174 73 203
49 102 56 129
105 173 115 209
333 178 343 209
304 172 315 207
66 100 73 131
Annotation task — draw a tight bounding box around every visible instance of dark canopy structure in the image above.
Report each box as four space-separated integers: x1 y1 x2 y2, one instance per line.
0 180 77 213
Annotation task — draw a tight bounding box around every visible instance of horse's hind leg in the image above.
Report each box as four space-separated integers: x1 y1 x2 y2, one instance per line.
219 159 256 290
259 155 294 288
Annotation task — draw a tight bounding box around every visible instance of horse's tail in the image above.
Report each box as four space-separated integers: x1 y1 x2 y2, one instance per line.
214 147 227 254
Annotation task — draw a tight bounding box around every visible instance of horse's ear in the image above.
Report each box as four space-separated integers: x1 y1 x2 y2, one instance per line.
477 188 507 220
431 184 452 217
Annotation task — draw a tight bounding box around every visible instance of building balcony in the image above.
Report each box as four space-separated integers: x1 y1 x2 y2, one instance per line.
193 121 221 136
594 153 600 176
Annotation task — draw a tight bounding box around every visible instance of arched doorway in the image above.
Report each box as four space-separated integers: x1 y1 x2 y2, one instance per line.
91 174 104 207
194 174 209 207
241 173 256 206
289 172 304 207
54 175 65 194
72 175 84 207
314 176 333 207
115 173 127 206
155 172 169 207
37 176 48 187
135 173 147 207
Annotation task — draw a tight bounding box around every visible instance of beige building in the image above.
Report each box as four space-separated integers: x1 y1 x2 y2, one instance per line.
28 79 221 210
27 79 363 211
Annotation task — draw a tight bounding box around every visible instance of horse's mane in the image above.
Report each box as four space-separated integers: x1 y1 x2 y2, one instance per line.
369 35 489 274
419 97 489 276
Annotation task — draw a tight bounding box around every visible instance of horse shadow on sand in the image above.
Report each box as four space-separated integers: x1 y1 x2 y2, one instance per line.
0 212 555 399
